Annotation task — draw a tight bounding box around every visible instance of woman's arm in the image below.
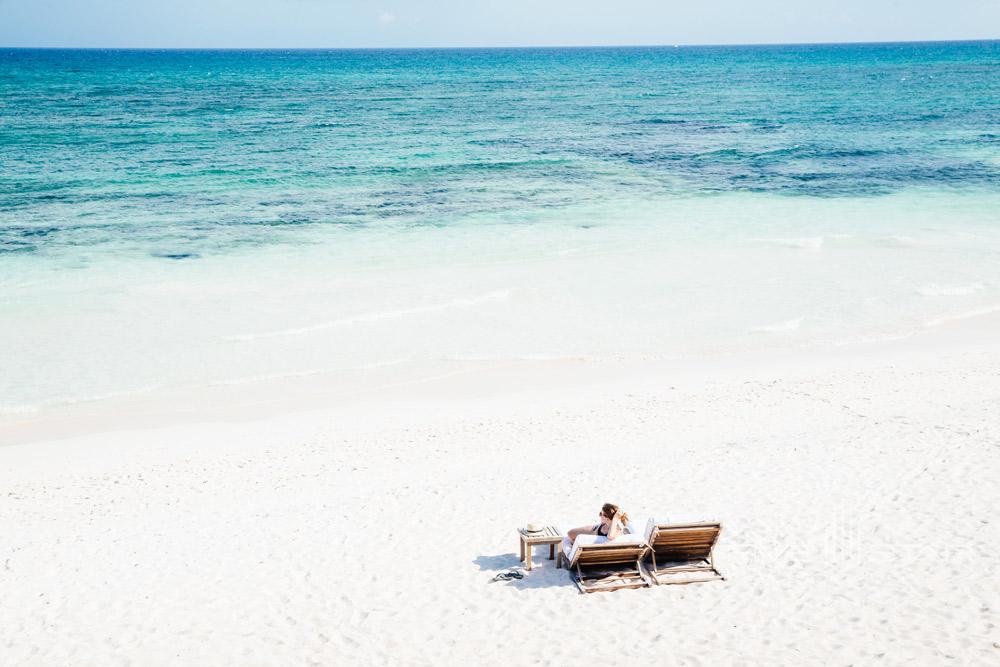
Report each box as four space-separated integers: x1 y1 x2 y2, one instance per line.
567 524 599 543
606 511 625 540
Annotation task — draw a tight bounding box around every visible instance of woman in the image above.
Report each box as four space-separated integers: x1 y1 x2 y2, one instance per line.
567 503 630 543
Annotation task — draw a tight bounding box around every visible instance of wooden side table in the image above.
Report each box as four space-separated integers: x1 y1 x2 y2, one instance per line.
518 526 564 571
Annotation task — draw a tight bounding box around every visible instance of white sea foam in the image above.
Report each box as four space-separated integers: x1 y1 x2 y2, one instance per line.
750 318 803 333
875 235 918 247
0 385 162 416
751 237 825 249
443 353 592 362
916 282 986 297
210 359 409 386
818 331 917 347
923 304 1000 328
227 290 513 341
0 403 42 416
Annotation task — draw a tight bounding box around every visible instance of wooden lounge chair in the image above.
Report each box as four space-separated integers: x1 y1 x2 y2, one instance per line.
640 521 724 586
560 539 650 594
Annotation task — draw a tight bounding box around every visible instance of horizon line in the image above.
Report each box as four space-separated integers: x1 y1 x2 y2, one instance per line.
2 37 998 51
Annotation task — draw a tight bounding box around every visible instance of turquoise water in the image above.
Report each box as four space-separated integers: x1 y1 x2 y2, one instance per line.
2 42 998 258
1 43 999 414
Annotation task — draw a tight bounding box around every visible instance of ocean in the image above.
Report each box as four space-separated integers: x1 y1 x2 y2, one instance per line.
1 42 999 414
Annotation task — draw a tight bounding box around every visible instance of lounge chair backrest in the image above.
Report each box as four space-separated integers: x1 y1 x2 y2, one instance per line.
568 541 647 569
649 522 722 561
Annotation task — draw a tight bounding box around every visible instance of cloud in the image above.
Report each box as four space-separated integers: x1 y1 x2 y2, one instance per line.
377 10 396 25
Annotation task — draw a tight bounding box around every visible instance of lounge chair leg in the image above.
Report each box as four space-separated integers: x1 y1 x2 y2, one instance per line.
709 554 724 581
574 564 590 594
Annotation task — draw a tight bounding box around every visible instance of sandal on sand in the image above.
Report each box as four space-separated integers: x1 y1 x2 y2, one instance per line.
490 570 524 582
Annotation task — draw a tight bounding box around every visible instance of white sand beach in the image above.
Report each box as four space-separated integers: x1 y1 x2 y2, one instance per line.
4 24 1000 667
2 322 998 665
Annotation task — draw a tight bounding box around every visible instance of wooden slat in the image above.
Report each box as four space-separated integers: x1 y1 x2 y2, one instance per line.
653 535 715 544
656 547 714 556
654 526 720 535
579 556 641 564
579 553 641 562
656 545 714 551
652 526 721 561
655 537 717 545
655 536 716 543
582 547 643 554
570 544 647 568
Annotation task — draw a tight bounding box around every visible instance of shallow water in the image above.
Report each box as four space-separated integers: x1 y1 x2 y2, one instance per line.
1 43 999 413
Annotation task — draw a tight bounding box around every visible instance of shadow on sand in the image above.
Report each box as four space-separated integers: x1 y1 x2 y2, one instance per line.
474 552 573 590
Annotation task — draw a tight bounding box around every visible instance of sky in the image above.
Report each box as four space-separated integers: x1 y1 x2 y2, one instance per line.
1 0 998 48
